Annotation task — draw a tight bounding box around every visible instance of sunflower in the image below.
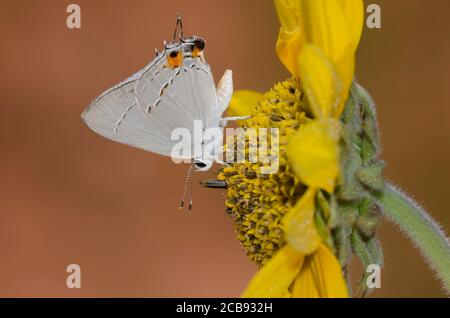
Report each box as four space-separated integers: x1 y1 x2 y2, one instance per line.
218 0 368 298
203 0 450 297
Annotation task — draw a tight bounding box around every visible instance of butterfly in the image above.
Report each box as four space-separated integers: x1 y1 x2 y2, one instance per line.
81 16 246 209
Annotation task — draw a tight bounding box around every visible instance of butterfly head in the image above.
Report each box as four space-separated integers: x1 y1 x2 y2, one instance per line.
181 36 206 58
163 16 207 68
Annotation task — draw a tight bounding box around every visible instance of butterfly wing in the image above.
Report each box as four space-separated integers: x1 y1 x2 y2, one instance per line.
215 69 233 117
81 42 220 159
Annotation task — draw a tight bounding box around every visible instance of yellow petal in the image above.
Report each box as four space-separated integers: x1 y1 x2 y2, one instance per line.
274 0 306 76
283 188 321 254
274 0 302 31
287 118 341 193
276 27 305 77
299 0 363 117
337 0 363 116
242 245 304 298
298 44 342 118
292 244 348 298
301 0 352 66
227 90 264 118
339 0 364 52
334 50 355 117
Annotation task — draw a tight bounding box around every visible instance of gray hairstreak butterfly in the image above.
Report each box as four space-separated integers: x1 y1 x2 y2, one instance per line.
81 16 247 209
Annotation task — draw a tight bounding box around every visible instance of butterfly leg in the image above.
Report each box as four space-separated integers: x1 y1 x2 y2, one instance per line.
213 145 230 166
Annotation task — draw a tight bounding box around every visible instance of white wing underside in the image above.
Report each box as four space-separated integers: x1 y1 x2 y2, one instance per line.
82 53 230 159
215 69 233 116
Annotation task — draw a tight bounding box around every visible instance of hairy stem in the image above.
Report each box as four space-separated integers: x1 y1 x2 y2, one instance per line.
378 183 450 294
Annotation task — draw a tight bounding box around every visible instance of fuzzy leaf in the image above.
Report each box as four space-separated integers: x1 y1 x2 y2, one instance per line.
356 161 385 193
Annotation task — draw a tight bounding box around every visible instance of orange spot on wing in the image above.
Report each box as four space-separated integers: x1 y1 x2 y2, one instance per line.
166 51 183 68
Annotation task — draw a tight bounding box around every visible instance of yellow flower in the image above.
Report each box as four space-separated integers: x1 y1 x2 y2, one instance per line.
221 79 348 297
216 0 364 298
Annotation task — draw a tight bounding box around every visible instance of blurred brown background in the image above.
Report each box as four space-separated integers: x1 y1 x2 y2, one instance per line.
0 0 449 297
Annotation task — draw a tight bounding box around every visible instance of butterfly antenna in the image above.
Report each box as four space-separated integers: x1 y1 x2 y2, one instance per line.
173 14 183 41
188 167 193 211
179 162 194 210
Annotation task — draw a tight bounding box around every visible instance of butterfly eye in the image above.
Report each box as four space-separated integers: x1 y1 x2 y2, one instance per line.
192 38 206 58
195 161 207 169
166 50 183 68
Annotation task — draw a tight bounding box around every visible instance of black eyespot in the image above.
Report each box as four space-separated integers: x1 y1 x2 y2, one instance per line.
195 161 207 168
194 38 205 50
169 51 178 58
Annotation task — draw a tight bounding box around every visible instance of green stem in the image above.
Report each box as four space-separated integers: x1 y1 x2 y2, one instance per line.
378 183 450 294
